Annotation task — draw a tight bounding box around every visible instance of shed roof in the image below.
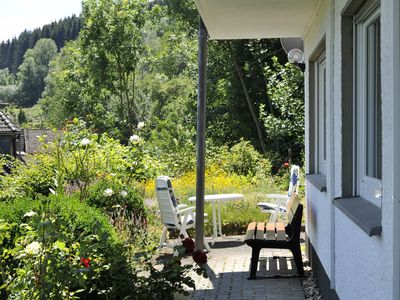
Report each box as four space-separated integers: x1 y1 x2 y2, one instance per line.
0 111 21 135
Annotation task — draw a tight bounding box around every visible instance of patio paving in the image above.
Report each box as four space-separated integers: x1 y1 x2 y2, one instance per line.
178 235 307 300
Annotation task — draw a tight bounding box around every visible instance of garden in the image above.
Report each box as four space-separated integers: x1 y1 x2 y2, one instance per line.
0 118 302 299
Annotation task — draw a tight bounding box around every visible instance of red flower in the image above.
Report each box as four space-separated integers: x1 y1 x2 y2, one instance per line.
182 237 195 255
283 162 290 168
80 257 91 268
192 250 207 265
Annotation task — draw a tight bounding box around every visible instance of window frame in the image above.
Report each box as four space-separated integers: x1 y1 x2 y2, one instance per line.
353 1 382 203
315 51 327 176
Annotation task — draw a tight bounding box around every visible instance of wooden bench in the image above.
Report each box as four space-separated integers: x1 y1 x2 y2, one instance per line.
244 194 304 279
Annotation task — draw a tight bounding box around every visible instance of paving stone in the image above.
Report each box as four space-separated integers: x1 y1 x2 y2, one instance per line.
175 236 306 300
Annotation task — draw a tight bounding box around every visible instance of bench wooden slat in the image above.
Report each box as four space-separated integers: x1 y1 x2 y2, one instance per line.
255 222 265 240
287 194 299 223
276 222 286 240
291 198 299 216
266 222 275 240
245 222 257 240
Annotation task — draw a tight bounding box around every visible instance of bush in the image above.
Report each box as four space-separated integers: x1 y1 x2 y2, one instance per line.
86 177 145 214
0 155 55 201
0 195 135 299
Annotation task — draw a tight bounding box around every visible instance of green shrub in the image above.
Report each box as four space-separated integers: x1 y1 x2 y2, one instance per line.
0 195 134 299
86 178 145 214
0 155 55 201
206 139 272 179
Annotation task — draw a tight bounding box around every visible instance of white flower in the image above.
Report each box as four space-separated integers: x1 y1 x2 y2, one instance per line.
129 135 140 143
137 122 145 130
104 188 114 197
81 138 91 146
120 190 128 198
25 241 41 256
23 211 37 218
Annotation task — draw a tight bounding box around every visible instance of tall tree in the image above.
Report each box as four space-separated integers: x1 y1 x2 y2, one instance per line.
17 38 57 107
80 0 148 139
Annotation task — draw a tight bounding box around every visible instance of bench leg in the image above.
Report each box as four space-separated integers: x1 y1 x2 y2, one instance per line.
291 245 304 276
248 246 261 280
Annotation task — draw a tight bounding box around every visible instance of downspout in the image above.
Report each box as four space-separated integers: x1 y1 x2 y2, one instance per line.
195 17 208 251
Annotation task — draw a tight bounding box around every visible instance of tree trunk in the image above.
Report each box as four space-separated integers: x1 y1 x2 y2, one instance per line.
228 42 268 155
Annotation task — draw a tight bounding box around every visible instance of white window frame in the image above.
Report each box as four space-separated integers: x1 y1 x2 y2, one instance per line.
354 0 382 203
314 52 327 176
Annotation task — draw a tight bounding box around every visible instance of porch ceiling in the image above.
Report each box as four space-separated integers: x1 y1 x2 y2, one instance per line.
195 0 319 40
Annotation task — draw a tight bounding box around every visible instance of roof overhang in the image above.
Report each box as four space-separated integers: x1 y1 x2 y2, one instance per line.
194 0 320 40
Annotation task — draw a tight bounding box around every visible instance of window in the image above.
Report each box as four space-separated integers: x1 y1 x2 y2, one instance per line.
315 52 327 176
354 0 381 202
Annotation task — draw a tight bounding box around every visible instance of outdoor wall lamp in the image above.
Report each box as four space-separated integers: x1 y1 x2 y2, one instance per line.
287 48 305 64
280 37 305 71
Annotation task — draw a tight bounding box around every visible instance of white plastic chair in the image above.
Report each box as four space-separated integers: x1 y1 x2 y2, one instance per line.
155 176 210 251
257 165 300 222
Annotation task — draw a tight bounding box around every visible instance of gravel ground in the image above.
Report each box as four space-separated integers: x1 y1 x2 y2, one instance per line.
302 262 323 299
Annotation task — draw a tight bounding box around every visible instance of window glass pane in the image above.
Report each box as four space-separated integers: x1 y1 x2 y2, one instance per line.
365 19 381 179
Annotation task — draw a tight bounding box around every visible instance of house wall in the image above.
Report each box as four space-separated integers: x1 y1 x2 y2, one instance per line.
305 0 398 299
0 136 15 156
304 0 334 288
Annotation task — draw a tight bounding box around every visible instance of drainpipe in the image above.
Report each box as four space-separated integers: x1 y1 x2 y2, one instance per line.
195 18 208 251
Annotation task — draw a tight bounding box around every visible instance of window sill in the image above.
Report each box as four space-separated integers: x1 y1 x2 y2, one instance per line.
305 174 327 192
333 197 382 236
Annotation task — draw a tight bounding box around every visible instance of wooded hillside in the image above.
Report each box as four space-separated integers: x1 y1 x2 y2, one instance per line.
0 15 81 73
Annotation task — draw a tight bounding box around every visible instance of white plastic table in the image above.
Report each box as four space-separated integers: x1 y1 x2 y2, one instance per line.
188 193 244 244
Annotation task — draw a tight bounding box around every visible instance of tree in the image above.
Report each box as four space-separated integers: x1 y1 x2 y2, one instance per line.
79 0 148 139
41 40 116 131
260 57 304 166
16 38 57 107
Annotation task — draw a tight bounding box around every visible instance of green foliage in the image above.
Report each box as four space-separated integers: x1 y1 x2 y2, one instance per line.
17 108 27 124
210 139 272 178
81 0 148 140
0 119 157 201
0 15 82 73
0 195 209 299
0 154 55 200
260 57 305 167
0 196 134 299
86 177 145 217
3 104 45 128
133 249 207 299
16 39 58 107
0 68 18 102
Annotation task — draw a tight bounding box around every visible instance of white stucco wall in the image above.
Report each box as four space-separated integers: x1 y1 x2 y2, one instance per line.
305 0 398 298
304 0 334 283
332 0 394 299
334 209 392 299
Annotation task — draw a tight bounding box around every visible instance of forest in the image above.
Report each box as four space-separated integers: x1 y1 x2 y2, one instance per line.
0 0 304 169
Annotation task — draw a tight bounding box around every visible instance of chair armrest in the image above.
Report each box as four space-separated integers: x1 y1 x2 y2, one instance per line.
176 206 196 215
176 204 188 210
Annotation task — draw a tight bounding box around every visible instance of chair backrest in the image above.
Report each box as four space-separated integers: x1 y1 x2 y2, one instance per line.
155 176 179 226
288 165 300 197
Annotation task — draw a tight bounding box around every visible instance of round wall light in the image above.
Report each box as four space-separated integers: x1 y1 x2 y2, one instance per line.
287 48 305 64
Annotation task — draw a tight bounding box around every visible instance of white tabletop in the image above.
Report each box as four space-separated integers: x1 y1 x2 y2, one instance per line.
188 193 244 202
